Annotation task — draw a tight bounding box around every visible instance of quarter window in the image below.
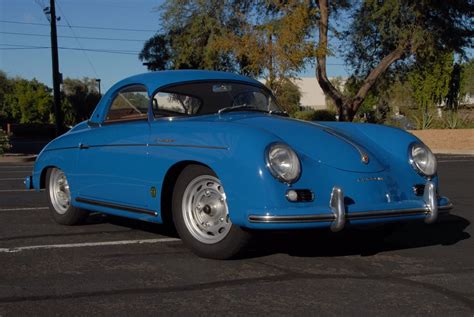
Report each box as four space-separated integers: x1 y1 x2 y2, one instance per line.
105 85 149 123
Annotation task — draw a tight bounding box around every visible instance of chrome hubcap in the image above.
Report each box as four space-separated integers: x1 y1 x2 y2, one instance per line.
49 168 71 214
182 175 231 244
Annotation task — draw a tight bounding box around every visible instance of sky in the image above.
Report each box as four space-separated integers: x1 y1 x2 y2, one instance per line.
0 0 349 92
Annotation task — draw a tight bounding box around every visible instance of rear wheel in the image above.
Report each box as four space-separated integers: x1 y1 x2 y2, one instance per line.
172 165 251 259
46 167 87 225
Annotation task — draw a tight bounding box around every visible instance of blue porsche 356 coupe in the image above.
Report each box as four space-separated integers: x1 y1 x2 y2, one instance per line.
26 70 452 259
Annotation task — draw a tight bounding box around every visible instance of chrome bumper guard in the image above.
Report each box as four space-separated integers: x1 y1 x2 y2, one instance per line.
24 175 33 190
248 181 452 231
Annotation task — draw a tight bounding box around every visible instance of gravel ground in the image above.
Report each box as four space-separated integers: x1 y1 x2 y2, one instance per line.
410 129 474 154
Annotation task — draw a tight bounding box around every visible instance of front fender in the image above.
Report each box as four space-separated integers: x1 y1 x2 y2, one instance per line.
148 124 287 226
31 128 83 191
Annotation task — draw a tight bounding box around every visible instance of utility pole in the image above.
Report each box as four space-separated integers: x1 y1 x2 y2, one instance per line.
46 0 63 136
96 78 101 95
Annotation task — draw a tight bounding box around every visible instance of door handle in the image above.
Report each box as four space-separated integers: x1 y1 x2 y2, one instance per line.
79 143 90 150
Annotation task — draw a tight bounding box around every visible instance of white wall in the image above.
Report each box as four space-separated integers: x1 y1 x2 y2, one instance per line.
293 77 327 110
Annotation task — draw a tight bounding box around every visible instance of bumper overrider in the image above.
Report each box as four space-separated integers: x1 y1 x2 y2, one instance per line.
248 181 453 232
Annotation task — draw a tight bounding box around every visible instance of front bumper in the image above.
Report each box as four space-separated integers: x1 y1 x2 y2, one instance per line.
24 175 33 190
248 181 452 231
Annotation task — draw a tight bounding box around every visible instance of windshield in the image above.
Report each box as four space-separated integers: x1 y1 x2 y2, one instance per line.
152 81 282 117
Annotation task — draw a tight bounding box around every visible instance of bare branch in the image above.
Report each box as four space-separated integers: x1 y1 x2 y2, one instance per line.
350 46 405 112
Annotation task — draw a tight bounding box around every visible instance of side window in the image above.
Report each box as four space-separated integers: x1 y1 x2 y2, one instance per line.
105 85 149 123
153 91 202 116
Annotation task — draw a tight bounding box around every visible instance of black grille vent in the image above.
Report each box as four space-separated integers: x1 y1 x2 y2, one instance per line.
413 184 425 196
296 190 314 202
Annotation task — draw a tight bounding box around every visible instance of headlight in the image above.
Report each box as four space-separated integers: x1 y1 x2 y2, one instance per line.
266 143 301 183
409 142 437 177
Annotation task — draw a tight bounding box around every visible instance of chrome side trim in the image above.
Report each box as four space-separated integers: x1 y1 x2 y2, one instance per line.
67 143 227 150
76 197 158 216
149 143 228 150
323 128 370 164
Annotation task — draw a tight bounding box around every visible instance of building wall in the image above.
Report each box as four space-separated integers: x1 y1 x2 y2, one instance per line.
293 77 328 110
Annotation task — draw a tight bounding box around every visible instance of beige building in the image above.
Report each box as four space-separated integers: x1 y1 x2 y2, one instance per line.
293 77 328 110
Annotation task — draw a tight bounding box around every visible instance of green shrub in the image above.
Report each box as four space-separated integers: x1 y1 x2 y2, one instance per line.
411 110 435 130
442 110 470 129
0 129 11 155
293 109 337 121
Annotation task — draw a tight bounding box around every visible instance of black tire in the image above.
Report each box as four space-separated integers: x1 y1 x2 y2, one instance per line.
46 168 88 225
172 165 251 259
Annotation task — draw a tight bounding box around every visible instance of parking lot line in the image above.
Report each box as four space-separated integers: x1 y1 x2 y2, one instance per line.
0 237 181 253
0 207 49 212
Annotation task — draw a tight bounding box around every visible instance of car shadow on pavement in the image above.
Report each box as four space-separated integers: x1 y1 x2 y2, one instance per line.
82 212 469 259
244 214 470 259
83 213 179 238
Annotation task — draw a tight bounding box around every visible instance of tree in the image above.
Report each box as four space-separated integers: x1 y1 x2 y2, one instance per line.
460 59 474 102
270 78 301 114
408 53 454 112
6 78 53 124
316 0 474 121
62 78 101 125
0 71 13 121
140 0 317 87
0 128 10 154
215 0 317 87
140 0 248 72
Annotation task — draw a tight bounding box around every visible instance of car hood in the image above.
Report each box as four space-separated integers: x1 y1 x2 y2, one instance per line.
226 114 386 173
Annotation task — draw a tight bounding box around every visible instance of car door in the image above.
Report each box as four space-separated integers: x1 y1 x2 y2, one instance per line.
74 84 151 209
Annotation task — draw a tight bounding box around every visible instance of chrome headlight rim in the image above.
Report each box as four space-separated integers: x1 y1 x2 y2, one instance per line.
265 142 301 184
408 142 437 178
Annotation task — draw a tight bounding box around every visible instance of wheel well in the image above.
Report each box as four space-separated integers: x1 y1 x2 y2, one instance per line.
160 161 211 226
39 166 56 189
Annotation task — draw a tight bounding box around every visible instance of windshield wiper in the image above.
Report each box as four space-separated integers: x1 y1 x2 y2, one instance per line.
218 105 289 116
269 110 289 117
218 105 269 114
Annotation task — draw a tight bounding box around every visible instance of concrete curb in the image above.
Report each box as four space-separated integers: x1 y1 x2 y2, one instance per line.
432 149 474 155
0 155 37 163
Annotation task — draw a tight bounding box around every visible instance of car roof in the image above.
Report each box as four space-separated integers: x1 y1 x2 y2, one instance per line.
111 70 262 93
89 70 264 123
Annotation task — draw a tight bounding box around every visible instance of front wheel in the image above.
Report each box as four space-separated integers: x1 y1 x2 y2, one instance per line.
172 165 251 259
46 167 87 225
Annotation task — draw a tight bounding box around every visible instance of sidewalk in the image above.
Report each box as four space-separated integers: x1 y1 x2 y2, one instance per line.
0 154 37 163
410 129 474 155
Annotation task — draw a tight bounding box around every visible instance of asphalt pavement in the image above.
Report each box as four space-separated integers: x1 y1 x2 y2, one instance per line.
0 155 473 316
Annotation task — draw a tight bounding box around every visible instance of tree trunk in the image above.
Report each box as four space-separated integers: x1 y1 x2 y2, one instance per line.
315 0 406 122
315 0 345 114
